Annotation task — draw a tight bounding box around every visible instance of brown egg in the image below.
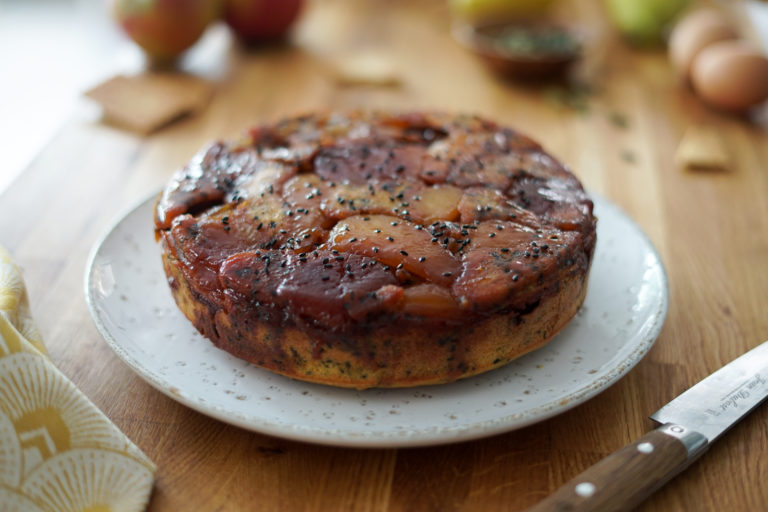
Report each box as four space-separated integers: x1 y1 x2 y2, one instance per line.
691 41 768 113
669 8 738 79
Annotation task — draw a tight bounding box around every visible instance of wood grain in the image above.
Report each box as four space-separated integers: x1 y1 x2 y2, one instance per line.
1 0 767 510
527 429 695 512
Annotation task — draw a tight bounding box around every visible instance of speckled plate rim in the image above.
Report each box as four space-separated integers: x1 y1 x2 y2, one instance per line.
85 192 668 448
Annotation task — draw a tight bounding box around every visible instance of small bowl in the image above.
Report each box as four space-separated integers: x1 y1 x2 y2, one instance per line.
453 22 582 80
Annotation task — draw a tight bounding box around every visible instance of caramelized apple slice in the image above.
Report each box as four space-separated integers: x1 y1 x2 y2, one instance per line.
240 160 297 198
281 175 335 235
453 248 529 309
327 182 462 225
220 250 399 328
455 222 581 309
314 142 435 185
327 214 460 286
466 220 547 252
282 174 327 211
409 184 463 223
401 283 461 318
536 180 595 231
457 187 541 227
156 144 261 230
325 181 419 221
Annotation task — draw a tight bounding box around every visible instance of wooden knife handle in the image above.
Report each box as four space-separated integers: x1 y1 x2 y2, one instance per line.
526 424 708 512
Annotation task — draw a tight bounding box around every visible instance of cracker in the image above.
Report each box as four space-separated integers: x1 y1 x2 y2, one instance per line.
333 52 402 86
675 124 730 171
85 73 213 134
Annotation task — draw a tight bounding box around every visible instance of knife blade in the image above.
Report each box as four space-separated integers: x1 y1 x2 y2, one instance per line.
527 340 768 512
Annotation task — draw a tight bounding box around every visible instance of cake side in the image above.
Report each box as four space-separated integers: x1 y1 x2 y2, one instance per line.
161 237 590 388
155 110 597 389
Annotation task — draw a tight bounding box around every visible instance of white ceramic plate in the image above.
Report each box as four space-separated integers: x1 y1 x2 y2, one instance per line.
85 194 668 448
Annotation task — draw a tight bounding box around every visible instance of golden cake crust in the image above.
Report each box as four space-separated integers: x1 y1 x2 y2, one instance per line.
155 111 596 389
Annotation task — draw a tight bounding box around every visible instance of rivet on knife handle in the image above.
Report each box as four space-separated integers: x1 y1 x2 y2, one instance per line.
525 425 708 512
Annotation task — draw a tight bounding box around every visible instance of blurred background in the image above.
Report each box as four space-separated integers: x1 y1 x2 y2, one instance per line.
1 0 118 191
1 0 766 195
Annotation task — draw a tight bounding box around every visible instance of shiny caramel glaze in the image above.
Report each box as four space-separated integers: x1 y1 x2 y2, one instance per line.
155 111 596 388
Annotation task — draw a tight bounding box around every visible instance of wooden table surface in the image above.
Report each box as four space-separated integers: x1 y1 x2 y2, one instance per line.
2 0 767 510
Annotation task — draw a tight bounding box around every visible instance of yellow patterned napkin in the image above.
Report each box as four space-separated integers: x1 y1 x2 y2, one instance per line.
0 246 155 512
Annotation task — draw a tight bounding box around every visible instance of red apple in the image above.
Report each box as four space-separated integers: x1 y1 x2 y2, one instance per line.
223 0 304 43
112 0 220 61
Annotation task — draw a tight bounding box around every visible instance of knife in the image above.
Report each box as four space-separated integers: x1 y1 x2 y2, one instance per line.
527 340 768 512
